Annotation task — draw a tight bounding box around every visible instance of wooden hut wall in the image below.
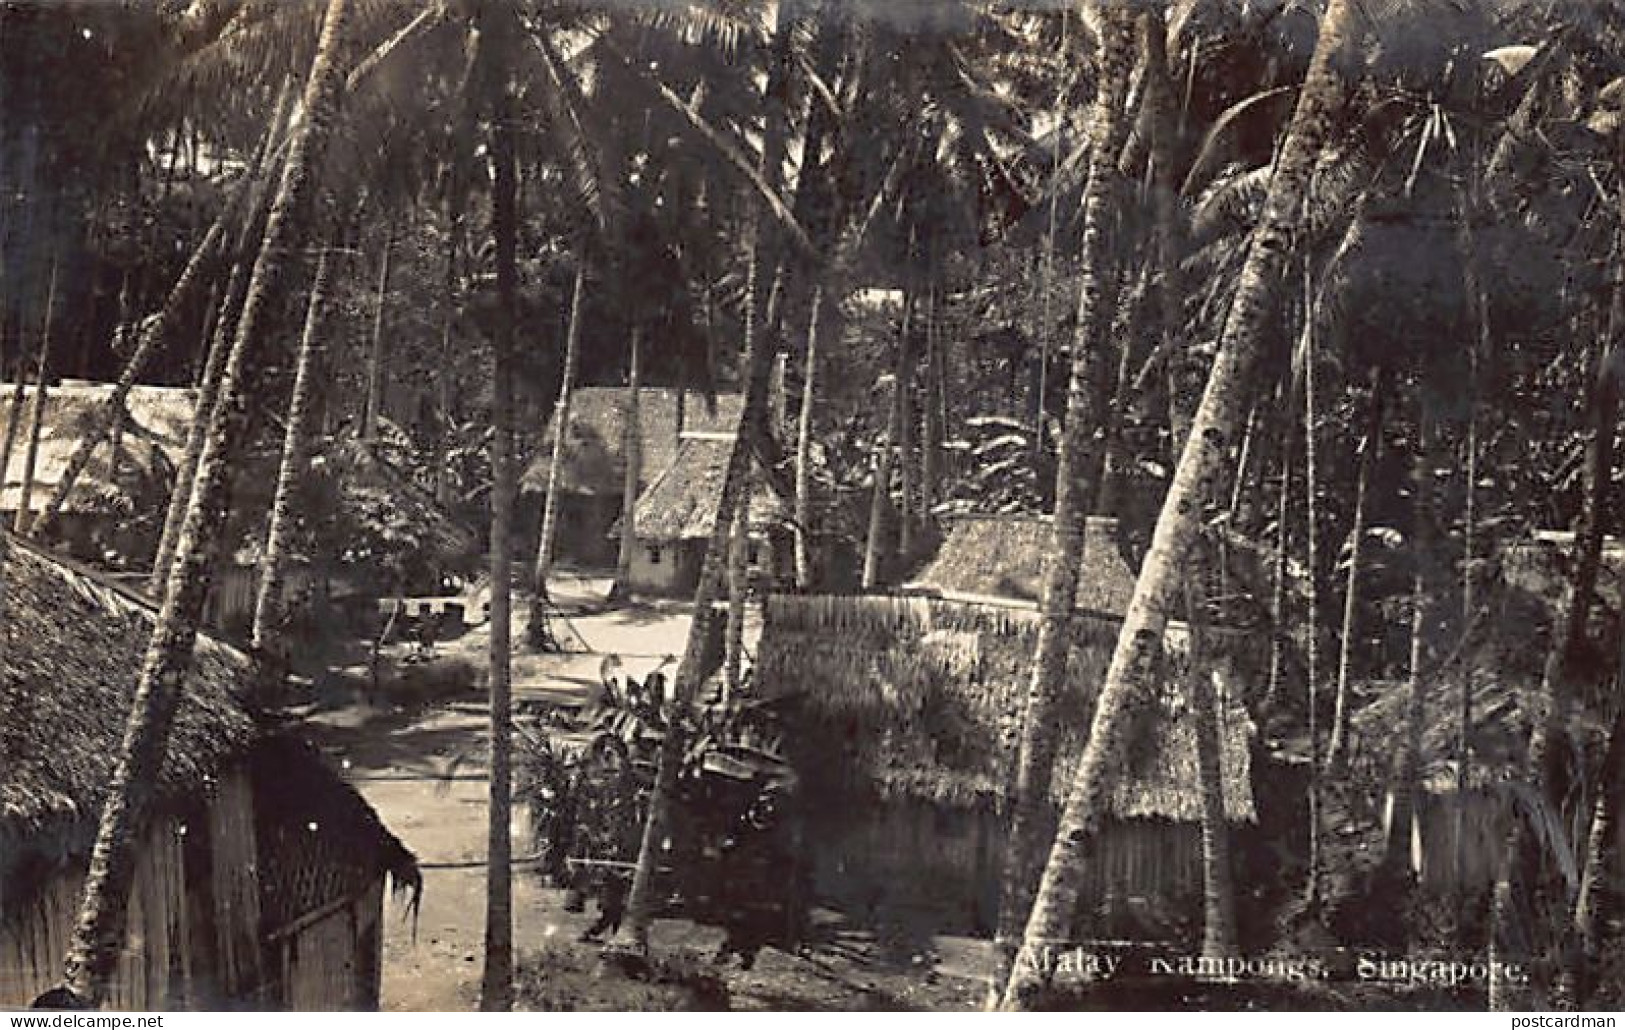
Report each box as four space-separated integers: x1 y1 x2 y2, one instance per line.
207 770 264 1002
267 878 384 1011
0 819 191 1010
807 800 1208 943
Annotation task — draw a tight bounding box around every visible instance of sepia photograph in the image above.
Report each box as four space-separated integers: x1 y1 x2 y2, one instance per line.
2 0 1625 1015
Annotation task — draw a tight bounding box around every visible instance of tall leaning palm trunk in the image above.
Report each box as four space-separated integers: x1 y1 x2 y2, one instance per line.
27 75 293 544
861 295 912 590
1383 406 1430 881
478 4 521 1010
528 258 586 642
361 224 394 441
52 0 352 1006
793 287 822 589
13 255 55 534
1327 368 1382 770
986 7 1136 1005
152 99 295 593
612 328 642 599
998 0 1357 1008
250 243 335 689
619 299 777 951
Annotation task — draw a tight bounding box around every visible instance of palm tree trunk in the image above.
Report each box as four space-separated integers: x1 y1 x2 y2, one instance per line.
478 6 520 1010
920 287 943 520
724 482 750 699
152 105 293 593
986 9 1136 1004
1264 405 1294 711
528 258 586 644
14 255 56 534
612 328 642 599
793 286 821 590
54 0 352 1005
896 291 918 561
1327 367 1382 770
1491 316 1621 1011
1573 701 1625 1006
250 243 335 688
1384 405 1430 879
361 224 394 441
1301 266 1325 906
998 0 1357 1007
862 295 911 589
31 214 230 541
619 321 777 952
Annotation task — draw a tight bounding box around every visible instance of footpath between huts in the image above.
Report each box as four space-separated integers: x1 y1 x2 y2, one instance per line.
302 592 983 1011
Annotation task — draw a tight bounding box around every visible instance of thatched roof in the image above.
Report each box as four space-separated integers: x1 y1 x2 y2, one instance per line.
912 514 1138 615
0 382 194 515
1346 534 1625 792
319 438 479 568
0 534 254 833
0 534 416 897
630 436 783 543
758 593 1257 822
521 388 744 497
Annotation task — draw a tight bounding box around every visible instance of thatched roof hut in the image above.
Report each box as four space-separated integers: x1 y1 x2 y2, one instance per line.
757 593 1257 822
318 438 480 573
0 383 192 516
0 534 417 1009
0 533 412 859
520 388 743 497
630 435 783 544
912 514 1137 614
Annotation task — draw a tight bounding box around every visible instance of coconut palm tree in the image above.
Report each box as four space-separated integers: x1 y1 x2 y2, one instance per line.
474 0 521 1010
528 257 587 643
13 254 56 534
987 5 1137 1004
998 0 1360 1008
52 0 353 1006
249 236 338 691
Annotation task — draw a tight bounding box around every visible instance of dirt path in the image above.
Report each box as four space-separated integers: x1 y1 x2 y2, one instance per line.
304 592 984 1011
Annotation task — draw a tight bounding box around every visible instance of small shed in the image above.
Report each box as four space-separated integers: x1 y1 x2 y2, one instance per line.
626 435 785 596
0 535 418 1010
521 388 743 568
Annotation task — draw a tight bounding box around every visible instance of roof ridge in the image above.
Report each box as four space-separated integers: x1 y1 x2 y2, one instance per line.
3 530 246 661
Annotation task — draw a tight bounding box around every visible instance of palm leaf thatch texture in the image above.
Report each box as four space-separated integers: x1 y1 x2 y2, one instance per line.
0 537 250 839
320 437 480 571
631 436 784 543
520 388 744 497
757 592 1257 823
914 514 1136 614
0 532 417 909
0 384 193 516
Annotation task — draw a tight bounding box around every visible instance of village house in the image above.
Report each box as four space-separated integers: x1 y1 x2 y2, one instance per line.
627 434 786 596
520 387 743 570
0 535 419 1010
759 514 1267 943
0 382 192 568
1349 530 1625 896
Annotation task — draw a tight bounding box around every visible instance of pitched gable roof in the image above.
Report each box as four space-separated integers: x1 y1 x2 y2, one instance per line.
521 388 743 496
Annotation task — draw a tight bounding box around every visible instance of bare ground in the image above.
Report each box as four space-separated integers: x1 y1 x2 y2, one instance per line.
303 583 987 1011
